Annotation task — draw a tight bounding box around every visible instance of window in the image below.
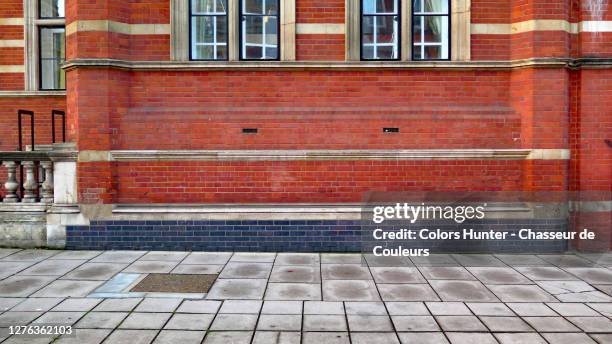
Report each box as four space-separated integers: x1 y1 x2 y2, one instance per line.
39 27 65 90
240 0 279 60
190 0 228 60
412 0 450 60
33 0 66 90
361 0 400 60
39 0 64 19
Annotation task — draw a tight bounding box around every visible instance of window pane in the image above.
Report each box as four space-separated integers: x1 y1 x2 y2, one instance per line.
193 17 215 43
265 47 277 59
264 16 277 45
244 0 263 14
40 0 64 18
245 45 263 59
377 46 395 59
264 0 278 15
375 16 397 43
192 0 227 14
363 0 396 14
362 46 374 59
424 45 441 59
245 16 263 44
413 46 422 59
40 27 65 89
413 0 422 13
216 16 228 43
413 16 423 42
195 45 213 59
424 16 443 43
423 0 448 14
362 16 374 44
217 45 228 59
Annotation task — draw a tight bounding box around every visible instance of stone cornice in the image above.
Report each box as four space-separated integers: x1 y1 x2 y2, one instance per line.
77 149 570 162
62 58 612 71
0 90 66 97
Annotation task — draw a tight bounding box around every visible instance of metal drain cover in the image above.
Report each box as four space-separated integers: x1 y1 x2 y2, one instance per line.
130 274 217 293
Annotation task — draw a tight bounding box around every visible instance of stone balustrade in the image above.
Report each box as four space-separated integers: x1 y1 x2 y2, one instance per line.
1 151 53 204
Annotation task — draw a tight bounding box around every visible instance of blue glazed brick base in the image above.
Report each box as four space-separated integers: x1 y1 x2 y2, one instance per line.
66 219 568 253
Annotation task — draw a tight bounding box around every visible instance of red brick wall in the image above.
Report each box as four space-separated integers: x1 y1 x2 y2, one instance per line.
76 159 568 204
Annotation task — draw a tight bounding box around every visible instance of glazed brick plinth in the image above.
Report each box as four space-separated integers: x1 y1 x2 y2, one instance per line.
77 159 568 204
65 219 567 253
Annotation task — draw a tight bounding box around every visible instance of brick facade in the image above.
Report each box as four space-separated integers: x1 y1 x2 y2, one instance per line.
1 0 610 251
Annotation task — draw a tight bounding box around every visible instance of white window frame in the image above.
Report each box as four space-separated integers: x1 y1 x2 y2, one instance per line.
360 0 400 60
190 0 229 60
24 0 66 90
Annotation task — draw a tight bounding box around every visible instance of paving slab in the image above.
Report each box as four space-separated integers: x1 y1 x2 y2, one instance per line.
164 313 214 330
445 332 498 344
209 314 258 331
506 303 557 316
10 297 64 311
493 333 547 344
0 297 24 311
153 330 206 344
566 316 612 333
418 267 476 280
171 264 224 274
31 280 103 297
586 302 612 316
0 275 57 297
487 284 557 302
0 248 21 259
494 255 551 267
202 331 252 344
411 255 458 267
52 298 102 312
74 312 129 329
378 283 439 301
350 332 400 344
515 267 578 281
541 333 597 344
180 252 233 265
323 280 380 301
426 302 472 315
134 298 182 312
206 278 267 299
466 302 514 316
256 314 302 331
347 315 394 331
565 268 612 284
428 280 498 302
0 311 43 326
119 312 172 329
139 251 188 262
0 262 38 279
303 301 344 314
322 264 372 280
386 302 430 315
302 332 349 344
264 282 321 300
522 316 580 332
218 300 262 314
370 267 426 283
435 315 487 331
452 254 507 267
478 316 533 332
303 314 347 331
252 331 301 344
345 301 387 315
391 315 440 331
397 332 449 344
90 251 146 264
467 267 532 284
54 328 111 344
123 261 178 273
556 290 612 302
176 300 221 313
32 311 86 325
61 263 127 280
93 298 142 312
230 252 276 263
590 334 612 344
218 262 272 279
363 254 413 267
546 302 601 316
102 329 157 344
0 250 59 262
261 300 303 314
269 265 320 283
321 253 363 264
275 253 320 265
50 251 102 260
538 255 597 268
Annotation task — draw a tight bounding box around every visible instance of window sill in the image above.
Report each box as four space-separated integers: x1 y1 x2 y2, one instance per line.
0 90 66 97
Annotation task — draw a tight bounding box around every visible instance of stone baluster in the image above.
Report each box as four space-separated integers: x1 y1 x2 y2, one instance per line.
40 161 54 203
2 161 20 202
21 161 38 203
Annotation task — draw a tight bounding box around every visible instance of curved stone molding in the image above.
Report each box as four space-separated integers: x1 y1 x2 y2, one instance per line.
78 149 570 162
